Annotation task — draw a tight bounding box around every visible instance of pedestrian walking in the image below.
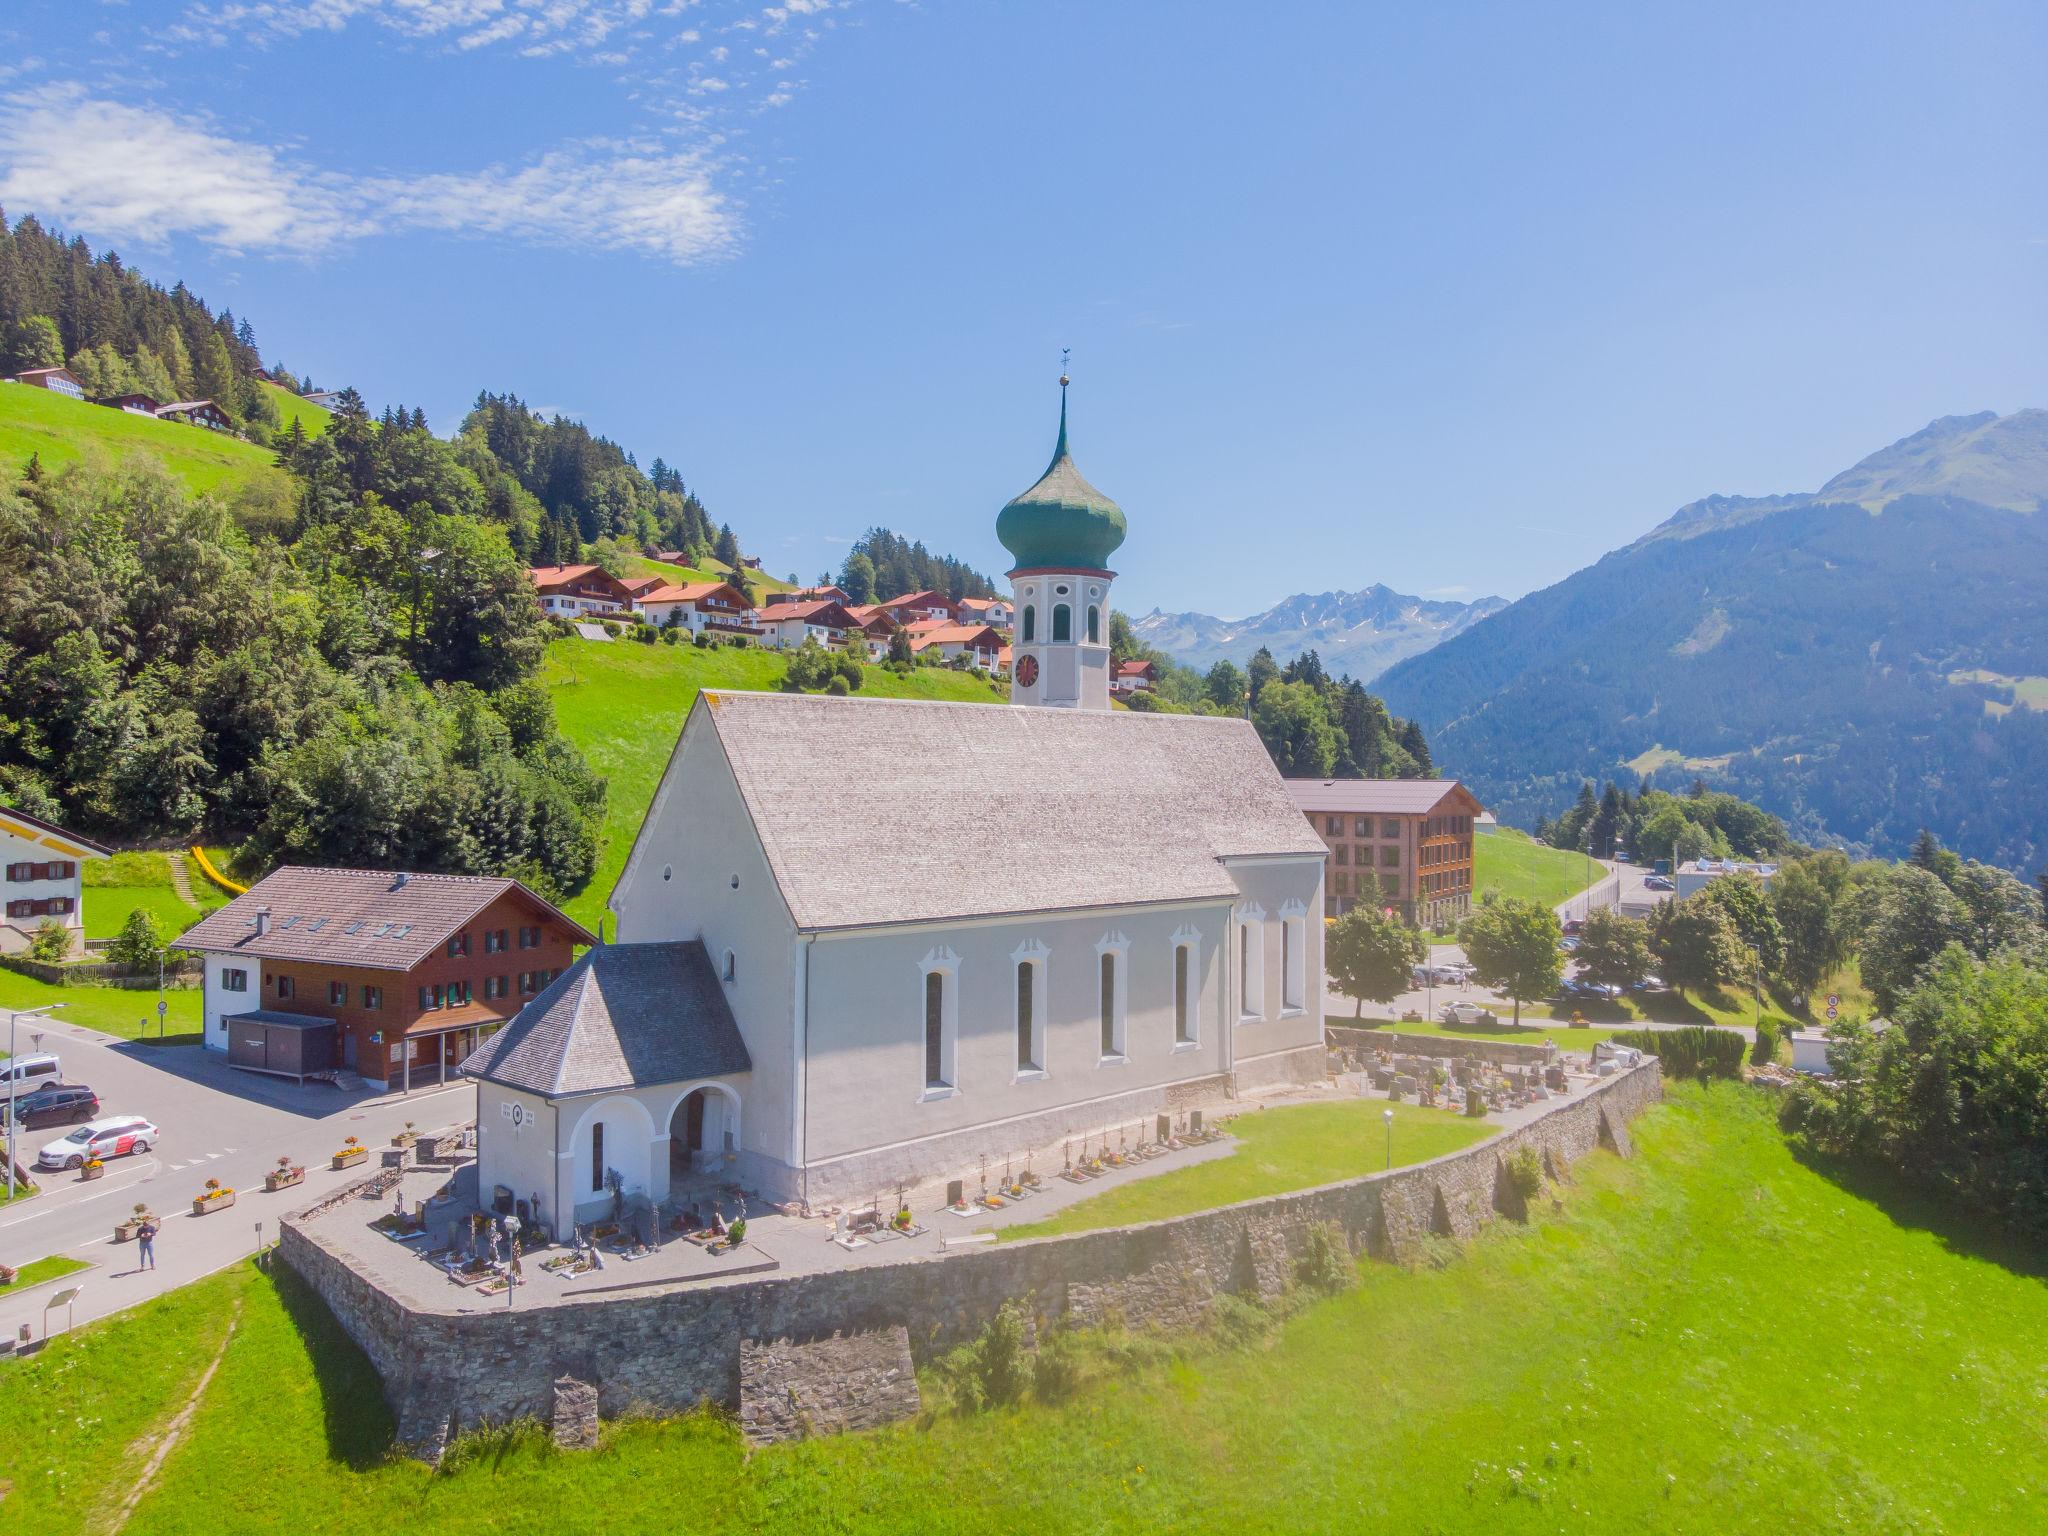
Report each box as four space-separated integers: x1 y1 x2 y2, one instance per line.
137 1215 158 1270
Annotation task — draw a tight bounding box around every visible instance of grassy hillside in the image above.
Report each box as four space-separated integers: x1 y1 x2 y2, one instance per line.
262 382 332 438
0 381 289 497
10 1084 2045 1533
82 850 228 942
543 637 1008 930
1473 825 1603 908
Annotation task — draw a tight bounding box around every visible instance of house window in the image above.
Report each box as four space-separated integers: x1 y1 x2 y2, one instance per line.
418 985 443 1011
446 933 470 959
920 948 959 1093
1052 603 1072 642
1281 905 1307 1012
1238 908 1266 1020
1334 844 1348 865
591 1120 605 1193
1382 819 1401 838
275 975 294 1000
484 928 508 954
1354 817 1371 837
1381 846 1400 868
1096 934 1128 1058
1086 604 1100 643
1021 605 1036 642
330 980 347 1006
222 968 248 993
363 985 382 1010
722 950 736 983
1335 872 1352 896
518 925 540 949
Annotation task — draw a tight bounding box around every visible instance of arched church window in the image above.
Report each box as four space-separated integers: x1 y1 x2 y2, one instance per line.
1022 605 1036 642
1052 604 1071 642
1086 605 1100 643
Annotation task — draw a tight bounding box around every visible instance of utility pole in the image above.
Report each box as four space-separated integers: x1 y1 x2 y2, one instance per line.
5 1004 64 1199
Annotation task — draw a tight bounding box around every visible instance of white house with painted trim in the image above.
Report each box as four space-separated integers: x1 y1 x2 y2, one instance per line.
0 807 110 956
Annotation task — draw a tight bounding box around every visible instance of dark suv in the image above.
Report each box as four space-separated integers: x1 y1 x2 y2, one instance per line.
2 1084 99 1130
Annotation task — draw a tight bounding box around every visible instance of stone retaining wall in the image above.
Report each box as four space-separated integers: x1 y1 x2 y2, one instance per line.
279 1060 1661 1457
1327 1025 1563 1066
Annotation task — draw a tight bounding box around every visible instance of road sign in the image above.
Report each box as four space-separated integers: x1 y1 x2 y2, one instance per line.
1826 993 1840 1008
157 999 167 1017
1826 1004 1838 1020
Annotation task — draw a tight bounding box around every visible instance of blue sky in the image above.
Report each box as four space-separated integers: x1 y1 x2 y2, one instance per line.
4 1 2045 617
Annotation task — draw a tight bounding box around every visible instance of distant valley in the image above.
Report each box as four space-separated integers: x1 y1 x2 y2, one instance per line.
1376 409 2048 869
1132 585 1506 681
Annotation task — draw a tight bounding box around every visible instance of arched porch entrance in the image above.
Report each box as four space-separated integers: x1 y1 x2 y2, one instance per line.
666 1082 741 1183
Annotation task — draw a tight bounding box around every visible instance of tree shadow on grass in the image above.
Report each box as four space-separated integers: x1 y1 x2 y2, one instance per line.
1786 1147 2048 1285
267 1259 399 1469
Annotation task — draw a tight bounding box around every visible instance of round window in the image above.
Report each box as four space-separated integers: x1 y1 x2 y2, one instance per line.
1055 584 1070 596
730 874 740 890
662 864 672 882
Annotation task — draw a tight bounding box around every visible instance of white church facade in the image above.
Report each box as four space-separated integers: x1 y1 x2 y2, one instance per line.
465 384 1329 1235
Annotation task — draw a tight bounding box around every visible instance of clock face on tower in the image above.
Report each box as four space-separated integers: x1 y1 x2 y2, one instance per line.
1016 654 1040 688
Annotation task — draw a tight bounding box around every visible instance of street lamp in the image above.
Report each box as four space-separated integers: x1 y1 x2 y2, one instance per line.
6 1004 65 1200
1383 1107 1395 1170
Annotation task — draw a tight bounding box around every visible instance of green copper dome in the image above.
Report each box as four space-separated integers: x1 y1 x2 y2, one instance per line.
996 386 1126 572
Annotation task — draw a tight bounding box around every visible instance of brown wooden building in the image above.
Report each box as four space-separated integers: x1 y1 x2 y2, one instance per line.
176 868 595 1092
1284 778 1485 928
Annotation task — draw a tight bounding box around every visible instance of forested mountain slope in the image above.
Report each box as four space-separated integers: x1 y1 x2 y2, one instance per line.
1377 412 2048 869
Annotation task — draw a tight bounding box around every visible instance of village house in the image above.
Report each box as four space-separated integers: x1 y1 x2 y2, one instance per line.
1112 659 1158 697
5 365 86 399
155 399 234 432
95 392 163 416
1286 778 1484 927
877 590 959 625
177 869 593 1092
905 620 1006 670
841 604 903 660
466 382 1329 1235
528 564 638 618
0 807 109 958
634 581 762 639
956 595 1015 630
756 598 859 650
764 586 849 607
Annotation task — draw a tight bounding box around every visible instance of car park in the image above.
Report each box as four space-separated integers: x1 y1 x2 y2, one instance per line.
37 1116 158 1170
0 1084 99 1130
1629 975 1668 993
1561 978 1623 1001
1439 1001 1495 1026
0 1052 63 1092
1426 963 1471 984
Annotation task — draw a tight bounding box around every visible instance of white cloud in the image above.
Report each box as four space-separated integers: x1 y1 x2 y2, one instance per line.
0 85 738 265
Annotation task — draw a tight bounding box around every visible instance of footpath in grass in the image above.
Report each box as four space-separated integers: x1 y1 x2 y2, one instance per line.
5 1084 2038 1533
1474 825 1605 908
1001 1098 1493 1241
543 638 1007 931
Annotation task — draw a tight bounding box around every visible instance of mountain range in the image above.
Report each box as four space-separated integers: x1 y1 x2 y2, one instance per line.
1374 409 2048 869
1131 585 1507 680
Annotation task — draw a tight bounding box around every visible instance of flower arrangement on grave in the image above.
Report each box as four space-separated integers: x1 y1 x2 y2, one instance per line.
725 1218 747 1247
892 1205 913 1231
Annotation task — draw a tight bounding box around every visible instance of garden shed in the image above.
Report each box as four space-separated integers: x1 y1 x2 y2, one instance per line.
228 1010 338 1081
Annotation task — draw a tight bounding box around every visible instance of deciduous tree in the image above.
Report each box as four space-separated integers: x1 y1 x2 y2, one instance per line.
1460 896 1562 1025
1327 906 1425 1019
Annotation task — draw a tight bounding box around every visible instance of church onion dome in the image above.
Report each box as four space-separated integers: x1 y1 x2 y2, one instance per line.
996 382 1127 573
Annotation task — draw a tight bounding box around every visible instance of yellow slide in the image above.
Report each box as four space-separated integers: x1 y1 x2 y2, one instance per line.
189 845 248 895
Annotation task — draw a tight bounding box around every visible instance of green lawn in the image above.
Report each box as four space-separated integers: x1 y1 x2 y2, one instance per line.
1001 1098 1494 1240
262 382 333 438
543 637 1009 931
79 852 227 943
1474 825 1604 908
0 381 289 498
0 1254 88 1296
1343 1016 1640 1048
9 1083 2042 1533
0 966 202 1043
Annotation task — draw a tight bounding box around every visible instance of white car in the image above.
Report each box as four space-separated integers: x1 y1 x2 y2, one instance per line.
37 1116 158 1171
1439 1001 1495 1026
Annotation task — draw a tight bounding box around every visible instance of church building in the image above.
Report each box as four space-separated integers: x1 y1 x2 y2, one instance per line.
464 381 1329 1234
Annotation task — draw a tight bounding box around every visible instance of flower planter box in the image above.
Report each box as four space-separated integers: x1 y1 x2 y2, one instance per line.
192 1190 237 1216
114 1219 142 1243
333 1148 368 1169
391 1132 417 1149
79 1164 104 1182
264 1168 305 1193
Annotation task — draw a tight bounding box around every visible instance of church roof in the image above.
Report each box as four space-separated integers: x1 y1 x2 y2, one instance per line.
460 940 751 1098
995 387 1127 573
687 691 1325 931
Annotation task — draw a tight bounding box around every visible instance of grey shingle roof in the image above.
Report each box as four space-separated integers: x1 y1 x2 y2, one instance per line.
692 691 1326 931
460 941 750 1097
173 867 596 972
1284 778 1484 817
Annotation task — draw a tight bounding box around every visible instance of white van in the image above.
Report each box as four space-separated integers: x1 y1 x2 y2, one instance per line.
0 1053 62 1091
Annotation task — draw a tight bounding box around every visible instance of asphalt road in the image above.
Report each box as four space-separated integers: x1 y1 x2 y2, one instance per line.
0 1008 473 1343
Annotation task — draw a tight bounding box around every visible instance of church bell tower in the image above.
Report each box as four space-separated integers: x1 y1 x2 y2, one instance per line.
995 368 1127 711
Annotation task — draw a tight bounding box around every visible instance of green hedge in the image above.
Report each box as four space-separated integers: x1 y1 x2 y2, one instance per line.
1611 1025 1747 1081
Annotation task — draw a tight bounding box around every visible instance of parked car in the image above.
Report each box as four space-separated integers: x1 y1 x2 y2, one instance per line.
37 1116 157 1171
0 1052 62 1091
1 1084 99 1130
1643 874 1675 891
1629 975 1668 993
1439 1001 1495 1026
1409 965 1432 988
1558 935 1581 952
1561 917 1584 936
1560 978 1623 1001
1425 963 1470 985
